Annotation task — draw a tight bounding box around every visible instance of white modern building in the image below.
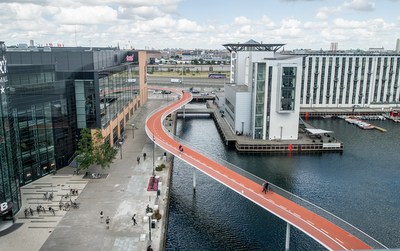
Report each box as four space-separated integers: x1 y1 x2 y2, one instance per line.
293 51 400 108
223 40 303 140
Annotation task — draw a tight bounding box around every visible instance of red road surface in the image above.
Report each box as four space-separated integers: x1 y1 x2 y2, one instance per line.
145 88 371 251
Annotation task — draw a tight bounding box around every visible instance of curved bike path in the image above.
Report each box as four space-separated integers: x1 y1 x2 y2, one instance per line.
145 88 371 251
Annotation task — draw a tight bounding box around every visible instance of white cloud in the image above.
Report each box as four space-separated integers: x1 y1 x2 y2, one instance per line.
303 21 328 29
233 16 252 25
343 0 375 11
315 6 342 19
0 3 43 20
316 0 375 20
54 6 118 25
258 15 276 28
239 25 253 34
176 19 203 32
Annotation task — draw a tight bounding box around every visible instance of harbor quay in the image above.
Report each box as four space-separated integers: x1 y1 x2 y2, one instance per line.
175 100 397 153
176 102 345 153
0 97 174 251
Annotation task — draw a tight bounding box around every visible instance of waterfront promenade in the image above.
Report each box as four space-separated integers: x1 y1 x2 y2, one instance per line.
0 96 172 251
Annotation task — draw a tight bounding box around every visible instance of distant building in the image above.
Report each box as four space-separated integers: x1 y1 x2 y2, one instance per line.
330 42 338 52
292 51 400 108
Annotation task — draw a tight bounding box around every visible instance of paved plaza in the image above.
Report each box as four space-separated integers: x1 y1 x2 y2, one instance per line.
0 97 173 251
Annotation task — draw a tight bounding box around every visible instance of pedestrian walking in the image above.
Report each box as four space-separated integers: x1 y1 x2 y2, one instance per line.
100 211 104 222
106 216 110 229
137 156 140 164
143 152 147 160
36 205 41 214
262 181 269 194
178 145 184 152
132 214 137 225
29 207 34 216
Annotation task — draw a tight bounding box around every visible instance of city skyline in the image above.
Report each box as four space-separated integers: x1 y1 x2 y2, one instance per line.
0 0 399 50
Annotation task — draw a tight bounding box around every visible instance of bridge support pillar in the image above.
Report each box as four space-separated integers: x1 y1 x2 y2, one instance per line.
285 222 291 251
193 170 196 191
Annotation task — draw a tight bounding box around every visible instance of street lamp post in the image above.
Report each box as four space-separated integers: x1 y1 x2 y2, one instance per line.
131 123 135 139
152 135 155 176
119 141 123 159
181 63 184 84
147 212 153 241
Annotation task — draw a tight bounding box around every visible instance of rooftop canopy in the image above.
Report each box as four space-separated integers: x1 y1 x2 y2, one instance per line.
223 39 285 52
305 128 333 135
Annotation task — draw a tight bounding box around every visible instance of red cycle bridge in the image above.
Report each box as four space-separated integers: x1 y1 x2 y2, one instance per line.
145 87 387 250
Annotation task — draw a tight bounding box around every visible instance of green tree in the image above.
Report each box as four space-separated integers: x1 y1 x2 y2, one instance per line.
75 128 117 172
75 128 94 171
93 129 117 168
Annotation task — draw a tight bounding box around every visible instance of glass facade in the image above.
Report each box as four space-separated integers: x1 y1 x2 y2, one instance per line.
99 65 139 131
7 65 75 184
254 63 266 139
280 67 296 111
6 47 140 180
0 42 21 223
0 46 143 228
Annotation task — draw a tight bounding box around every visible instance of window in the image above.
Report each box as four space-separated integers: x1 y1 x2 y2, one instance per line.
280 67 296 111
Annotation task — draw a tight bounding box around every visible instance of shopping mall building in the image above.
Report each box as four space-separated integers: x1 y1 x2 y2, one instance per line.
0 41 148 224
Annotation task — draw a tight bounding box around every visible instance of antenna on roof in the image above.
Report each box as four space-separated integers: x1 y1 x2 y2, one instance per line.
74 25 77 46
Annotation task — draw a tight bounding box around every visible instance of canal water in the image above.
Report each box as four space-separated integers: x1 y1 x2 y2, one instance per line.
165 116 400 251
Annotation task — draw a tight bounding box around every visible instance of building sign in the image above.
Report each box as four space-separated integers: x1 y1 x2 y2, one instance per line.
0 55 7 85
1 201 13 215
126 55 134 62
0 56 6 75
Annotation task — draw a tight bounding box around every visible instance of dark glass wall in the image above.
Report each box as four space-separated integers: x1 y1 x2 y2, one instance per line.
6 47 134 185
0 42 21 219
8 65 77 184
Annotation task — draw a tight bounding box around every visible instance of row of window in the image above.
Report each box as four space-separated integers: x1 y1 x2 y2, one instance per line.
302 56 400 105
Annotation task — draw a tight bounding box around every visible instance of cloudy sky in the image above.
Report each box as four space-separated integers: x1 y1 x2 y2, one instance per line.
0 0 399 50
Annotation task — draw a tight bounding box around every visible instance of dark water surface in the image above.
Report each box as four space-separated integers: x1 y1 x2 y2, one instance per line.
166 117 400 251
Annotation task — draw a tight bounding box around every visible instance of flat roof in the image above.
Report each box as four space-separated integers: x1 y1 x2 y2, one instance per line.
226 84 249 92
